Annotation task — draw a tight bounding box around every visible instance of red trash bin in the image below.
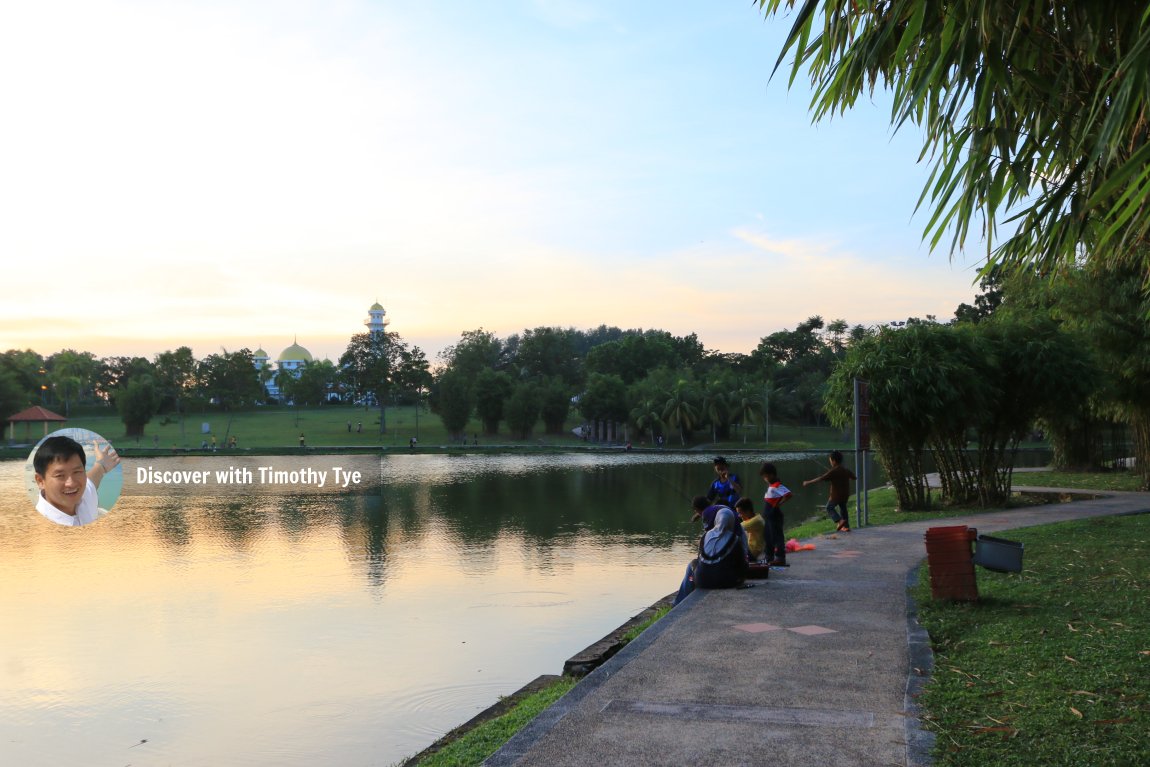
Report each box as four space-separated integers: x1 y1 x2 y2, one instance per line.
924 525 978 601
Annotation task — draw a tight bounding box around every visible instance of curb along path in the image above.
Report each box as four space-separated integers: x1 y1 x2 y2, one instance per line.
484 489 1150 767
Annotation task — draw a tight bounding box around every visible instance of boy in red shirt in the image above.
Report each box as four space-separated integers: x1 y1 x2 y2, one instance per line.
760 462 792 567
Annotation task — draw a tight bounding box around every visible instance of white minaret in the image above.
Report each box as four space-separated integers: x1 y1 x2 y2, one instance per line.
365 301 390 335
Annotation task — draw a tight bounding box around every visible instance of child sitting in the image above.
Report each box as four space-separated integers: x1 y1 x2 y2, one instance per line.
735 497 766 561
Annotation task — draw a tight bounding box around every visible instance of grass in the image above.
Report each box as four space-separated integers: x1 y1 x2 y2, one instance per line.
409 603 673 766
4 405 852 452
1012 470 1145 492
784 486 1043 541
411 676 579 767
785 466 1145 541
911 514 1150 766
621 604 672 642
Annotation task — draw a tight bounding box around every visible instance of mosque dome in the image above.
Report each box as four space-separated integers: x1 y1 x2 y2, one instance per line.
254 347 268 359
370 301 384 311
278 341 313 362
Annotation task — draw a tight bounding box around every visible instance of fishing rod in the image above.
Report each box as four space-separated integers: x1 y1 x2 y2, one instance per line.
634 461 694 503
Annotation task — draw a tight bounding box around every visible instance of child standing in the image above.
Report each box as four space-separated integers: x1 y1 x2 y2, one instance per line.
803 450 857 532
706 456 742 507
734 497 766 561
760 462 792 567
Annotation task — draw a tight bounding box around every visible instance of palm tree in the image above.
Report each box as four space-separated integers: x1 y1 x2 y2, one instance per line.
827 319 849 354
662 381 699 446
701 384 730 444
731 385 764 444
630 398 664 444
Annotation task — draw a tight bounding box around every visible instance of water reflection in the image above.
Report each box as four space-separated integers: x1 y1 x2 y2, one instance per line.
1 450 858 765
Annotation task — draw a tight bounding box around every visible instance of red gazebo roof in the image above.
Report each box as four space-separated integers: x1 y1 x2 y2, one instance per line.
7 406 67 422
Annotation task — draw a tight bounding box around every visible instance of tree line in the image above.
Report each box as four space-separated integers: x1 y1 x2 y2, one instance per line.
8 266 1146 503
1 318 870 443
824 265 1150 502
0 332 433 439
427 319 868 443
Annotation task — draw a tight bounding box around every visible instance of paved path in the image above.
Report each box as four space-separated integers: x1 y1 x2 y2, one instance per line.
484 489 1150 767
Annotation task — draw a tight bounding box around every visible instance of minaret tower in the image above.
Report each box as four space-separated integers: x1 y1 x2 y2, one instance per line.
365 301 390 335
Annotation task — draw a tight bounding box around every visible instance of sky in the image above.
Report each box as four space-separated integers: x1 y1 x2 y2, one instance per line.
1 0 985 365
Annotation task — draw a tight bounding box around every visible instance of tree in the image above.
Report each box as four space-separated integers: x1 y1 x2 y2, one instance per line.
537 378 572 435
340 332 407 432
98 356 154 401
0 349 46 403
825 319 1095 509
826 319 849 354
730 384 764 444
437 328 506 377
662 380 700 446
629 398 664 443
274 368 299 405
750 316 837 425
196 350 262 409
954 266 1006 324
154 347 197 415
701 378 732 443
431 369 473 440
514 326 582 386
116 375 160 438
967 316 1099 505
760 1 1150 277
1043 266 1150 488
293 360 338 406
474 369 513 435
393 345 432 402
0 368 28 439
584 331 680 385
578 373 629 426
47 349 98 416
825 324 967 510
504 381 541 440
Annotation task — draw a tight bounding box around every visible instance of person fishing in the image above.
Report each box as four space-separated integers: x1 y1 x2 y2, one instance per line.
673 506 750 605
706 456 742 508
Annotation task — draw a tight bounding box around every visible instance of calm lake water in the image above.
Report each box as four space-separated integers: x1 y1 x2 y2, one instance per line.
1 450 854 765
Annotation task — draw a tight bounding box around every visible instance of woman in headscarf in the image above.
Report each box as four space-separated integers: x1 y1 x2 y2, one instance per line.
673 507 749 605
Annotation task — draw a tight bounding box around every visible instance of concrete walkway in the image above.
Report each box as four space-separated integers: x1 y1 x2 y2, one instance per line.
484 489 1150 767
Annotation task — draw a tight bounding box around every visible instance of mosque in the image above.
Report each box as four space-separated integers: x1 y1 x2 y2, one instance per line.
254 302 389 400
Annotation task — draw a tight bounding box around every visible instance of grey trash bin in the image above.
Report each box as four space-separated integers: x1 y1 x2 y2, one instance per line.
973 534 1024 573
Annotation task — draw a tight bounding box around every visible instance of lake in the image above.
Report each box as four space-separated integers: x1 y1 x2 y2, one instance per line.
1 450 851 765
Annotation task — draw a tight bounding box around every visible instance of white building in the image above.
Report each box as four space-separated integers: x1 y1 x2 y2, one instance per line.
254 303 388 400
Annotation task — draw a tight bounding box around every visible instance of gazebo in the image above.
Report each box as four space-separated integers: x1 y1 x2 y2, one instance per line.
6 406 67 444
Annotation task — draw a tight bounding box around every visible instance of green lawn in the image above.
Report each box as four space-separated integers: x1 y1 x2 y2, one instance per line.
408 677 579 767
785 486 1046 541
7 405 852 452
1012 470 1145 492
912 514 1150 766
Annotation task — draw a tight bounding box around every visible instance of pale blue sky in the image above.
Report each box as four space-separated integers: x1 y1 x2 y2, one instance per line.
1 0 981 363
